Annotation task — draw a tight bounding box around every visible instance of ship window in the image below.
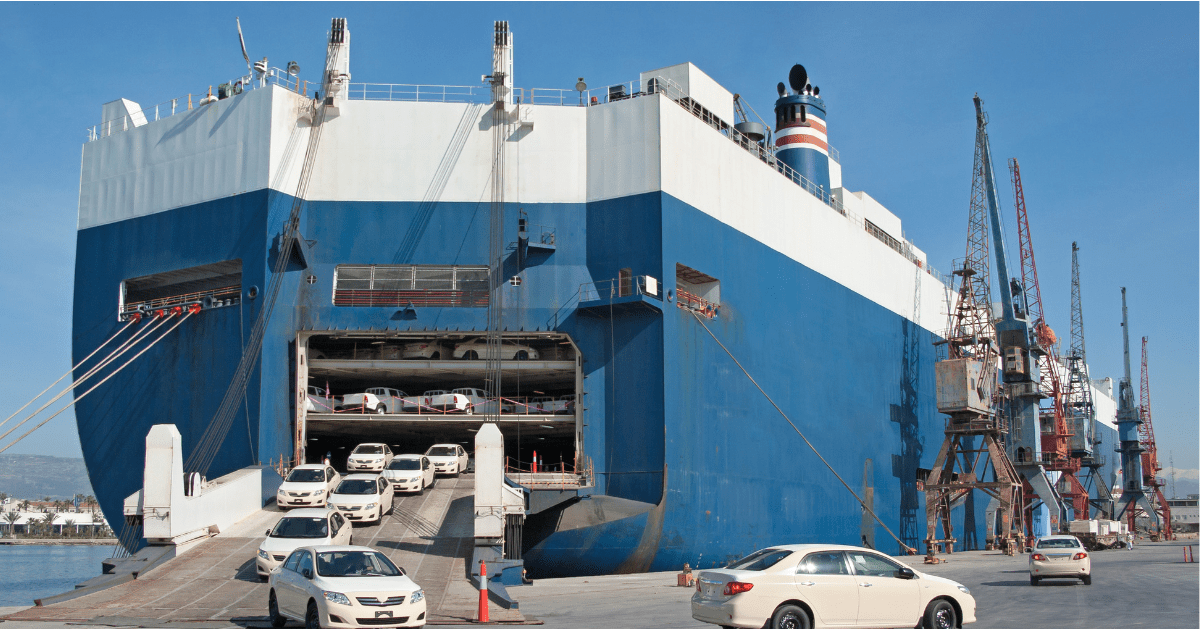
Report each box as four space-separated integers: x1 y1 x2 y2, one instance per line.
120 260 242 320
675 263 720 317
333 264 489 307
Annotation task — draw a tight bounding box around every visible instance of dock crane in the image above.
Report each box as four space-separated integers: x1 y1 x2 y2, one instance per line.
923 95 1025 559
1009 159 1088 525
1113 289 1160 533
1137 337 1173 540
1065 242 1114 518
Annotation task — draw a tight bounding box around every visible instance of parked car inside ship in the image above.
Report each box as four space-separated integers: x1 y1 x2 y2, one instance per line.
690 544 975 629
401 341 449 360
277 464 342 509
452 338 539 360
329 474 394 525
347 443 394 473
339 388 408 414
268 545 426 628
429 388 498 414
256 508 352 580
382 455 434 494
403 390 446 413
424 444 469 476
1029 534 1091 585
305 386 341 414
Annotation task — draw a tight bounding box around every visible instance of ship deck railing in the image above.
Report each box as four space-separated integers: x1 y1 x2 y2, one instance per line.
87 70 948 288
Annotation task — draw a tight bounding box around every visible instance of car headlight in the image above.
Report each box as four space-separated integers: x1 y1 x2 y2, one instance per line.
957 584 971 594
314 489 325 496
365 503 377 510
410 589 424 604
324 591 351 606
257 549 270 560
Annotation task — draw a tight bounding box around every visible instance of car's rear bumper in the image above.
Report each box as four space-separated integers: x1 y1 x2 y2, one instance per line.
690 599 761 629
1030 558 1089 578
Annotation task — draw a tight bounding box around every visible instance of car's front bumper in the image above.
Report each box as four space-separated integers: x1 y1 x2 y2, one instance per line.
277 495 326 508
322 599 427 628
348 461 385 472
389 478 423 492
256 555 286 577
431 462 458 474
335 505 382 522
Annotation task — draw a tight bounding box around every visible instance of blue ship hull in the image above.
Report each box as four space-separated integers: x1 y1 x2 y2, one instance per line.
72 187 1119 573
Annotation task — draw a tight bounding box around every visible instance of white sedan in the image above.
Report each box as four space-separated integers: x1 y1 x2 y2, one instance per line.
256 508 352 580
347 443 394 473
453 339 539 360
329 475 394 525
691 544 975 629
268 545 426 628
305 386 341 413
424 444 469 476
1029 535 1091 585
277 464 342 509
402 341 449 360
383 455 435 494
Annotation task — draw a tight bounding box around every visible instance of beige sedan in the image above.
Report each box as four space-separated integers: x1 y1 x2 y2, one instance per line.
1029 535 1091 585
691 544 975 629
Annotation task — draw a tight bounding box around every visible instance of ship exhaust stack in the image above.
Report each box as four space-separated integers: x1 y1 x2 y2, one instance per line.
774 64 831 200
322 18 351 117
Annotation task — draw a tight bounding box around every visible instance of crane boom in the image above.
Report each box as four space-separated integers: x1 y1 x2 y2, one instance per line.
1139 337 1173 539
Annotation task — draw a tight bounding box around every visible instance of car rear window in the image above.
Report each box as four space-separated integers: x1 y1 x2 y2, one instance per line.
726 548 793 571
1036 538 1081 549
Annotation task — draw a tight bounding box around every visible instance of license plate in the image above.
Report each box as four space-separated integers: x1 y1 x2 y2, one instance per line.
376 611 393 618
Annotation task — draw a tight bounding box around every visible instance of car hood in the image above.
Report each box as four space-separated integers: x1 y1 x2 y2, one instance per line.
426 455 457 463
330 493 380 505
383 470 422 479
314 574 420 594
917 571 968 590
261 536 332 554
278 481 326 493
348 454 385 461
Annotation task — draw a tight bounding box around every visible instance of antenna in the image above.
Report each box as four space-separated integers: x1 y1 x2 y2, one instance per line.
236 17 253 80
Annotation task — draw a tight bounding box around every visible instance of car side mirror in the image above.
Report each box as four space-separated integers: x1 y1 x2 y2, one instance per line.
265 529 271 536
895 567 916 580
302 569 313 579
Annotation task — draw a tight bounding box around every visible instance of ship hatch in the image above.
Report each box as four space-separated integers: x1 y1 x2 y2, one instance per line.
120 260 242 319
298 332 582 472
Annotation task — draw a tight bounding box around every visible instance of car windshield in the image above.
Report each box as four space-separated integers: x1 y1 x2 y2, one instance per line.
316 551 403 577
726 548 793 571
427 446 456 457
388 459 421 471
286 469 325 483
270 517 329 539
354 445 384 455
1037 538 1081 549
335 479 378 495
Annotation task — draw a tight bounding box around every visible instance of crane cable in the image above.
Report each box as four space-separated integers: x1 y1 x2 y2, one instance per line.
0 313 172 446
687 309 917 555
0 317 139 432
0 309 196 455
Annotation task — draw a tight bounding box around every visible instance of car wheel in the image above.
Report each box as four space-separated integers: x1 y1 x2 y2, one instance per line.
1082 575 1092 585
1030 576 1039 586
431 351 440 360
923 599 957 629
374 404 386 414
268 590 286 628
770 604 810 629
516 350 529 360
466 406 474 415
305 599 321 628
466 350 479 360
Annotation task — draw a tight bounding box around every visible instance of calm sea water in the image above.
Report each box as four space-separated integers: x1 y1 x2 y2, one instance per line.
0 545 113 607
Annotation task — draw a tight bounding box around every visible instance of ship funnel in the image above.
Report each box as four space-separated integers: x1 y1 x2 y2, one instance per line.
773 63 830 199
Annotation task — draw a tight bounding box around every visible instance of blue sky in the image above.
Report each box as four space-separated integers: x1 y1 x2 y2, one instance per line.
1 3 1196 491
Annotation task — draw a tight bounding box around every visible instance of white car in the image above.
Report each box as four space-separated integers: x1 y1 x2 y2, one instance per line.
256 508 352 580
424 444 469 476
277 464 342 509
339 388 409 414
402 341 449 360
329 474 394 525
305 386 341 414
1029 534 1091 585
382 455 435 494
347 443 394 473
268 545 426 628
403 390 446 413
531 396 556 413
452 339 539 360
691 544 976 629
428 388 499 414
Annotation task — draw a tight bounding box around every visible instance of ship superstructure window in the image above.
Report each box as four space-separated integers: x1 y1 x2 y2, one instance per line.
333 265 489 307
120 260 241 319
675 263 720 317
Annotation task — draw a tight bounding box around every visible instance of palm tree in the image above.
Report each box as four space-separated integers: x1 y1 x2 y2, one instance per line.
41 512 58 537
19 500 30 512
64 518 76 537
3 511 18 538
86 495 97 515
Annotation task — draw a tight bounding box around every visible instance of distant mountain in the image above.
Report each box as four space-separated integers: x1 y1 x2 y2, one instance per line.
0 454 94 500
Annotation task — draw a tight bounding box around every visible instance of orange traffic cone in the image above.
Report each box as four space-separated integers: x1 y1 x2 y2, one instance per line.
478 559 489 623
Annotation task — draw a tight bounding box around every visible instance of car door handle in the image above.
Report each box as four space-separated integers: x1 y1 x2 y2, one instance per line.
799 581 815 586
859 582 873 587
